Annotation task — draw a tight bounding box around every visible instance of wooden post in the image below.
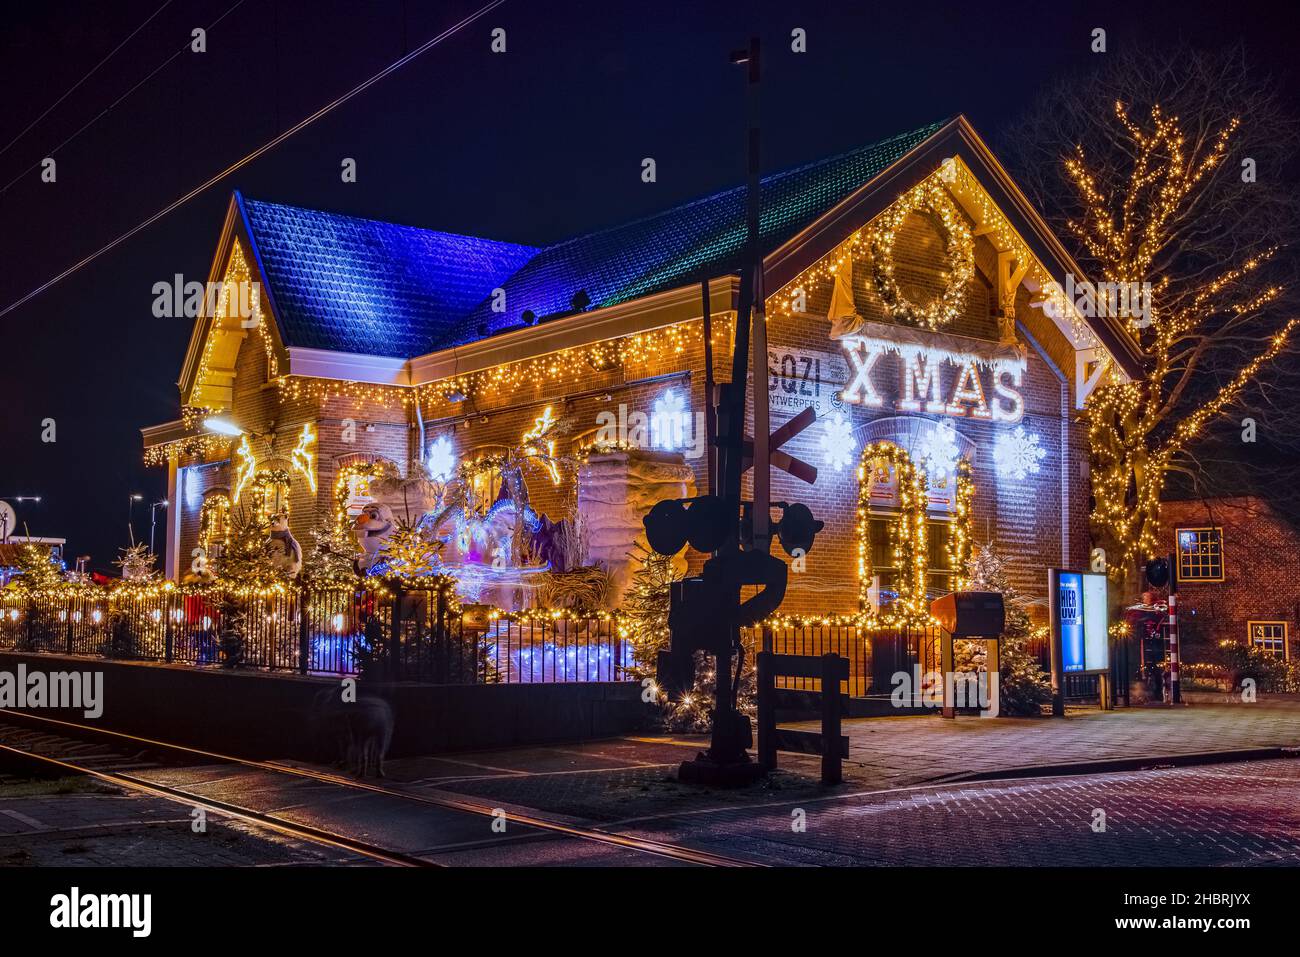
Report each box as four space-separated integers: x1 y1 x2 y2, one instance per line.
821 653 842 785
756 651 775 771
700 279 717 496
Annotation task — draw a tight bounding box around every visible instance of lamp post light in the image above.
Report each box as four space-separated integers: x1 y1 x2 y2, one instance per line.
150 499 169 556
128 493 144 545
202 416 245 437
0 495 41 543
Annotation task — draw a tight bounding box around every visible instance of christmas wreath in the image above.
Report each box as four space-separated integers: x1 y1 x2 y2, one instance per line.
869 178 974 330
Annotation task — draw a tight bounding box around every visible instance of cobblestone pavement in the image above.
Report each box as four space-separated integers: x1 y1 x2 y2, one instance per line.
0 780 369 867
400 697 1300 825
4 698 1297 866
603 758 1300 866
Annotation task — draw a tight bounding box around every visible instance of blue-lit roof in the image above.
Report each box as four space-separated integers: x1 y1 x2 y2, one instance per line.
238 120 946 358
238 197 538 358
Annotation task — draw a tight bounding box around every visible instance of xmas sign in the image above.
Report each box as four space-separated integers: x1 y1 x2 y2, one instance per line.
836 321 1026 424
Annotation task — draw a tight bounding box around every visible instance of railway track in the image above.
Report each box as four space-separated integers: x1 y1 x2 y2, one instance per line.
0 709 759 868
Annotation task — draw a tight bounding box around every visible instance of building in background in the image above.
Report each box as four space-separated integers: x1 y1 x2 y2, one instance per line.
1162 496 1299 659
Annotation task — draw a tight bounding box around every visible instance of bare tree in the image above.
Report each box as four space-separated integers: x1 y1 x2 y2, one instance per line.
1001 44 1300 581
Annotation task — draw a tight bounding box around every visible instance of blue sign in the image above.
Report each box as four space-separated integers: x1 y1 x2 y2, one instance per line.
1057 572 1085 673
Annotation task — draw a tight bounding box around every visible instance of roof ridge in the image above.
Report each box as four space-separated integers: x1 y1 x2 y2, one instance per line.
239 194 538 252
537 120 949 255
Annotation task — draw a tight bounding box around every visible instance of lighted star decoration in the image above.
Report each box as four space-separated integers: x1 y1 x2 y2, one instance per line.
818 412 856 472
426 435 457 482
993 425 1047 480
916 420 960 480
651 388 688 450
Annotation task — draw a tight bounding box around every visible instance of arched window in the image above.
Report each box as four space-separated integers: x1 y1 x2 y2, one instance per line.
857 437 974 626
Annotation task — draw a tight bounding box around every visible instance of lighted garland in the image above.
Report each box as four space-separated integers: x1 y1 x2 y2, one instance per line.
144 432 232 467
333 460 399 529
869 178 974 330
198 495 231 556
271 317 732 412
856 441 930 626
248 469 291 520
946 458 975 591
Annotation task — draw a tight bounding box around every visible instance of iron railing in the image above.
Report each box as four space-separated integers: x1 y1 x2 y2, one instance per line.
0 586 630 685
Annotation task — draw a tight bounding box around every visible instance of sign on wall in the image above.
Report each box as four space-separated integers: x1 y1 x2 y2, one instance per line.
836 322 1027 424
765 347 849 417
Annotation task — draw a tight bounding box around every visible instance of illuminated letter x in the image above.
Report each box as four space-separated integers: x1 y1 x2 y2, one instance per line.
841 337 884 407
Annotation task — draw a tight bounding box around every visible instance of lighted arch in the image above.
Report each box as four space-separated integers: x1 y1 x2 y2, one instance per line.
856 439 976 626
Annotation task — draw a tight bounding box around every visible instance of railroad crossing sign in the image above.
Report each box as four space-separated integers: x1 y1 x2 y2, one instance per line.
741 405 818 485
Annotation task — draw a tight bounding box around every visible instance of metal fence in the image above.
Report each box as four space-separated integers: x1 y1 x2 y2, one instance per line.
741 622 943 698
0 586 631 685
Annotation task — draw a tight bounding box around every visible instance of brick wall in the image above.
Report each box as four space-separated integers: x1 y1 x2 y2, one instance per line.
1160 496 1300 659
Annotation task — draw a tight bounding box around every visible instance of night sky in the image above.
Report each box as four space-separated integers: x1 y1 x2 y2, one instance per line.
2 0 1297 573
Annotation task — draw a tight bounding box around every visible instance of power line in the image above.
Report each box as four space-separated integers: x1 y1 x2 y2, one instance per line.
0 0 249 199
0 0 507 322
0 0 175 160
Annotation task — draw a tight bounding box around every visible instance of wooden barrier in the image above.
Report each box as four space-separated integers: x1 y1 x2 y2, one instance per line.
756 651 849 785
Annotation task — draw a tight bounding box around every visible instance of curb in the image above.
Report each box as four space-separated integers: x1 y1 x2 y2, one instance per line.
929 745 1300 784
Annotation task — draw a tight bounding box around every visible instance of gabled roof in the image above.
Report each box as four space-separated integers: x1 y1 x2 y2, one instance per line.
451 121 948 344
188 115 1143 385
236 196 538 358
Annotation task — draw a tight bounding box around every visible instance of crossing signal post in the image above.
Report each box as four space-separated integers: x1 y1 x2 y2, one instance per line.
1144 555 1181 704
642 34 824 787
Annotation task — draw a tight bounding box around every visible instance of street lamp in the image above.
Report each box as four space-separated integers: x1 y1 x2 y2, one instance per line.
149 499 169 556
0 495 41 543
128 493 144 545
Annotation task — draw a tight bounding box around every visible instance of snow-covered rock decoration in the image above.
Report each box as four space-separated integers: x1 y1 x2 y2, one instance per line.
993 425 1047 481
578 448 696 605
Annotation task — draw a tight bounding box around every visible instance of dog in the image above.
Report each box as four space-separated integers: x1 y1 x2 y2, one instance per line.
313 686 395 778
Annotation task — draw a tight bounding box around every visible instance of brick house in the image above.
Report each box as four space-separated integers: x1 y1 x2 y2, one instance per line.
1160 496 1300 660
141 115 1142 676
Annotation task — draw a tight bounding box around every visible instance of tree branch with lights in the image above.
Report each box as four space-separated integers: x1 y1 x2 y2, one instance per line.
1008 48 1299 580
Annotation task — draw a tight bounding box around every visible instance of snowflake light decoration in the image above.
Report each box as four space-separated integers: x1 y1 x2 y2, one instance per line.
916 420 960 480
993 425 1047 480
819 412 856 472
426 435 457 482
651 388 688 450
